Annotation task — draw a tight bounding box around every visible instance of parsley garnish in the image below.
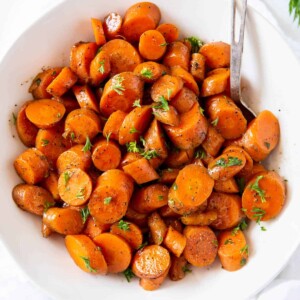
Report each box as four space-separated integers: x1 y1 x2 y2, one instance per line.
98 60 105 74
251 207 266 224
126 141 142 153
195 149 206 159
240 258 247 266
167 89 172 100
105 132 112 143
112 75 125 95
215 156 243 168
137 241 148 250
160 42 169 47
117 220 130 231
82 136 92 152
80 256 97 273
289 0 300 25
70 132 75 141
142 149 159 159
129 127 139 134
211 118 219 126
104 197 112 205
224 238 234 245
250 175 266 203
63 171 71 186
44 201 54 212
35 78 41 86
41 139 49 146
264 142 270 149
76 187 85 199
80 207 90 224
261 226 267 231
182 265 192 273
231 219 248 235
240 244 249 256
184 36 204 53
173 183 178 191
199 106 205 116
153 95 169 111
212 239 218 247
158 195 164 201
133 99 141 108
140 68 153 79
139 136 146 147
123 268 135 282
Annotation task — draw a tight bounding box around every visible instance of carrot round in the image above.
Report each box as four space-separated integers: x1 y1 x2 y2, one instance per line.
101 39 142 76
125 206 148 228
199 41 231 69
89 49 111 86
148 211 168 245
201 125 225 157
164 102 208 150
134 61 165 83
43 207 84 235
169 256 189 281
94 233 132 273
122 2 161 43
156 23 179 43
159 168 180 185
41 171 60 200
190 53 206 82
83 217 110 239
132 245 170 279
16 101 38 147
207 192 243 230
14 148 50 184
103 110 127 142
100 72 144 117
218 230 249 271
163 41 190 71
168 164 214 215
58 168 92 206
164 149 194 169
72 84 99 113
183 225 218 267
241 110 280 162
110 220 143 250
242 171 285 221
88 169 134 224
139 30 167 60
153 105 180 126
206 94 247 139
92 139 121 171
163 226 186 257
181 210 218 226
64 108 101 144
25 99 65 129
56 145 91 174
103 12 123 40
12 184 55 216
91 18 106 46
170 87 198 114
214 178 239 194
65 235 108 274
46 67 78 97
120 152 143 169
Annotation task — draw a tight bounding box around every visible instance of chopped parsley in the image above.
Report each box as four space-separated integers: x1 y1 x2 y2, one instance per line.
167 88 172 100
184 36 204 53
35 78 42 86
160 42 169 47
104 197 112 205
117 220 130 231
250 175 266 203
212 239 218 247
215 156 243 168
76 188 85 199
70 132 75 141
41 139 49 146
132 99 141 107
173 183 178 191
158 195 164 201
80 256 97 273
153 95 169 111
82 136 92 152
224 238 234 245
140 68 153 79
240 258 247 266
182 264 192 273
123 267 135 282
137 241 148 250
126 141 142 153
129 127 140 134
44 201 54 212
63 171 71 186
199 106 205 116
105 132 112 143
80 207 90 224
142 149 159 160
211 118 219 126
264 141 270 149
98 60 105 74
139 136 146 147
112 75 125 95
195 149 206 159
240 244 249 256
251 207 266 224
231 219 248 236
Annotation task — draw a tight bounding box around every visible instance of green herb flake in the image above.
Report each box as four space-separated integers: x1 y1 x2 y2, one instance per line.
240 258 247 266
76 188 85 200
160 42 169 47
105 132 112 143
215 156 243 168
289 0 300 25
44 201 54 212
118 220 130 231
231 219 248 235
123 267 135 282
241 207 247 213
12 113 17 125
64 171 71 186
153 95 169 111
261 226 267 231
182 264 192 273
70 132 75 141
104 196 112 205
167 89 172 100
211 117 219 127
80 207 90 224
80 256 97 273
112 75 125 95
57 113 61 118
35 78 42 86
41 139 49 146
240 244 249 256
132 99 141 108
264 141 270 149
82 136 92 152
137 241 148 250
98 60 105 74
173 183 178 191
158 195 164 201
184 36 204 53
139 136 146 147
224 238 234 245
129 127 140 134
250 175 266 203
142 149 159 160
199 106 205 116
195 149 206 159
251 207 266 224
140 68 153 79
212 239 218 247
126 141 142 153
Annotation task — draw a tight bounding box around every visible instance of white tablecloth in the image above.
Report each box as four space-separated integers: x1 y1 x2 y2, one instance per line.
1 1 300 299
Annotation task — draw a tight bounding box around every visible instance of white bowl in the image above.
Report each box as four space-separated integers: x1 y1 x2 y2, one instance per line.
1 0 300 299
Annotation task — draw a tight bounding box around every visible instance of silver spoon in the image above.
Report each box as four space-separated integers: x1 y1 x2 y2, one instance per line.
230 0 256 121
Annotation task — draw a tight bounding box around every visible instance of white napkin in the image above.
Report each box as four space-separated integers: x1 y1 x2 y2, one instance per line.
0 0 300 299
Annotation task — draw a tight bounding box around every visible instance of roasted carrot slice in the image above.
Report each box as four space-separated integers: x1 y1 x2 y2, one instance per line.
148 212 168 245
25 99 65 129
202 125 225 157
156 23 179 43
103 110 127 142
170 87 198 114
163 226 186 257
169 256 189 281
125 206 148 228
159 168 180 185
132 245 170 279
58 168 92 206
94 233 132 273
134 61 165 83
120 152 143 169
190 53 206 82
153 105 180 126
164 149 194 169
139 266 169 291
91 18 106 46
14 148 50 184
65 235 107 274
163 41 190 71
89 49 111 86
72 84 99 113
159 205 181 218
181 210 218 226
83 217 110 239
41 171 60 200
214 178 239 193
103 12 123 40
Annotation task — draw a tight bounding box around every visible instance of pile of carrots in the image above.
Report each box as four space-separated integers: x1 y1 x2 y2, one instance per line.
12 1 285 291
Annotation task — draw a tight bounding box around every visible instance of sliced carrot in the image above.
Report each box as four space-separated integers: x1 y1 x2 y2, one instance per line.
72 84 99 113
56 145 92 174
58 168 92 206
202 125 225 157
139 266 169 291
100 72 144 117
123 157 159 184
91 18 106 46
151 74 184 102
89 49 111 86
88 169 134 224
181 210 218 226
92 139 121 171
41 171 60 200
242 171 285 221
218 230 249 271
83 217 110 239
103 12 123 40
171 65 200 96
169 256 189 281
103 110 127 142
16 101 38 147
94 233 132 273
183 226 218 267
110 220 143 250
14 148 50 184
65 235 107 274
190 53 206 82
163 41 190 71
156 23 179 43
125 206 149 228
153 105 180 126
164 148 194 169
170 87 198 114
134 61 165 83
118 105 153 145
241 110 280 162
131 184 168 214
120 152 143 169
148 212 168 245
64 108 101 144
207 192 243 230
41 221 52 238
164 218 183 233
132 245 170 279
159 168 180 185
164 102 208 150
214 178 239 193
163 226 186 257
244 163 267 183
25 99 65 129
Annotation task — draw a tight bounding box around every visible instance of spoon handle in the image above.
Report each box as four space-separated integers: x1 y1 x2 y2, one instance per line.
230 0 247 103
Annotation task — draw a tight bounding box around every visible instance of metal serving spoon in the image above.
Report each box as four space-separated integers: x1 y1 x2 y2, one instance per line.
230 0 256 121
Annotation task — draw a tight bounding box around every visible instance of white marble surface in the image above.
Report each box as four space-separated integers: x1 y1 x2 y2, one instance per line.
0 0 300 299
